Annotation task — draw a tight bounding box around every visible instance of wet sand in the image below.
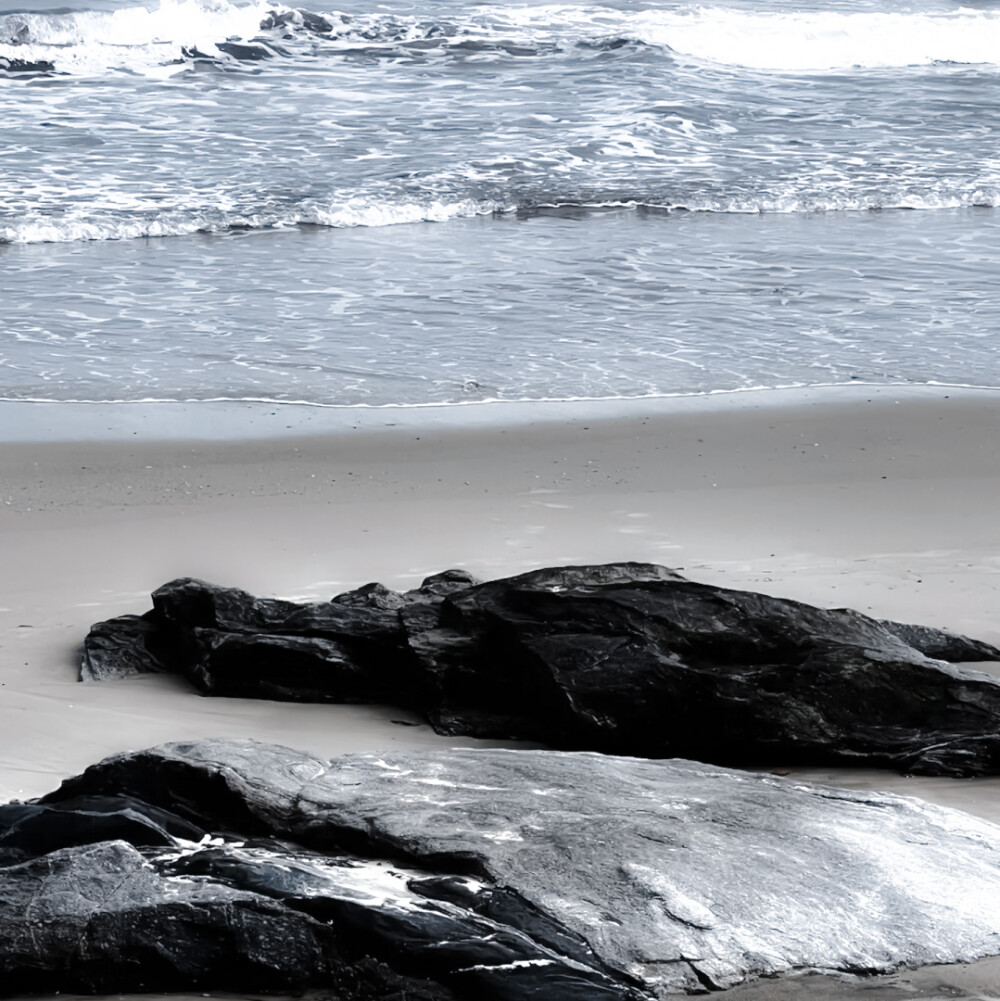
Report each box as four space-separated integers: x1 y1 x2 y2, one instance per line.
2 384 999 997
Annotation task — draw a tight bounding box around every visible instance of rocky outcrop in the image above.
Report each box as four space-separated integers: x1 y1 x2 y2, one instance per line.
82 563 1000 775
0 56 55 73
5 740 1000 997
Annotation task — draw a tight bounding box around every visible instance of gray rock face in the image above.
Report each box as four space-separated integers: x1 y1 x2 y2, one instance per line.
83 564 1000 775
7 739 1000 997
0 840 342 995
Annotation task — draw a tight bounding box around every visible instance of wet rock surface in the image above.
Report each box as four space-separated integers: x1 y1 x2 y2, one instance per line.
0 55 54 73
5 740 1000 997
83 563 1000 775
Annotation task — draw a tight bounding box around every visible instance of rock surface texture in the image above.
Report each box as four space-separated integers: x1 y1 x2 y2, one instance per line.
83 564 1000 776
4 740 1000 997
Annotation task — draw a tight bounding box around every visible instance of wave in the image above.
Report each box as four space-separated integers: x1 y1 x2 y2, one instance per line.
5 1 1000 77
0 196 506 243
0 0 277 76
3 190 999 245
0 0 628 77
630 7 1000 72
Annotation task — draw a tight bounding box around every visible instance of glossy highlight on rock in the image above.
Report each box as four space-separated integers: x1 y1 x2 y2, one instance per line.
6 740 1000 997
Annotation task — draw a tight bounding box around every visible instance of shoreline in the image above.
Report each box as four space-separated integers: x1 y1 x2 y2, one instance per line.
1 381 996 442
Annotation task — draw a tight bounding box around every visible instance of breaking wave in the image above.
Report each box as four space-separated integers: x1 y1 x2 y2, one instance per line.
4 189 1000 244
5 1 1000 77
4 1 1000 245
631 7 1000 71
0 197 507 244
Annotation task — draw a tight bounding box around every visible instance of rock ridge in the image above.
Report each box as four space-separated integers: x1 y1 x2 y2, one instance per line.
83 563 1000 775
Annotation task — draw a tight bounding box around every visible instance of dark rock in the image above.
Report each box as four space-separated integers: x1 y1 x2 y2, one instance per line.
0 793 204 862
300 10 335 33
259 9 336 34
410 567 484 598
163 846 628 999
259 9 298 30
0 838 453 998
81 613 164 680
149 576 404 646
10 739 1000 996
0 56 55 73
180 45 216 61
881 617 1000 662
333 580 410 610
82 564 1000 775
215 41 274 61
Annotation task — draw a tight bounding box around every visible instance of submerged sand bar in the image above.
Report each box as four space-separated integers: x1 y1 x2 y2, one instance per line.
1 385 998 813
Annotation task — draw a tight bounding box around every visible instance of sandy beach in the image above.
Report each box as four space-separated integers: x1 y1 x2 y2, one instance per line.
2 383 999 799
2 383 1000 996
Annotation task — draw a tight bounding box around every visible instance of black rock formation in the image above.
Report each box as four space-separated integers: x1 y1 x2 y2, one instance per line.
215 40 276 60
82 563 1000 775
0 837 461 999
5 740 1000 997
259 8 339 35
0 56 55 73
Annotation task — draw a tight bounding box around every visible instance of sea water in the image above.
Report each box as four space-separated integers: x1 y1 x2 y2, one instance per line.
3 0 1000 406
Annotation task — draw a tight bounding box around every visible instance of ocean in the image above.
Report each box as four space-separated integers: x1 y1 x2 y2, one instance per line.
3 0 1000 408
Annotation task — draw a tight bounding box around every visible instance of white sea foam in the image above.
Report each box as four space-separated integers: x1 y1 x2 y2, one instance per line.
0 196 507 244
3 185 999 244
7 1 1000 77
0 0 281 75
627 7 1000 71
347 3 1000 72
4 1 1000 248
304 196 505 229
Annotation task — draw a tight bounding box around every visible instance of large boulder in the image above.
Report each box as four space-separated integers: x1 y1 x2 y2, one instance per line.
5 740 1000 997
82 564 1000 775
0 841 349 996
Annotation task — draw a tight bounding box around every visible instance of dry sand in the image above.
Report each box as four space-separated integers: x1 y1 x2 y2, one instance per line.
2 384 999 998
